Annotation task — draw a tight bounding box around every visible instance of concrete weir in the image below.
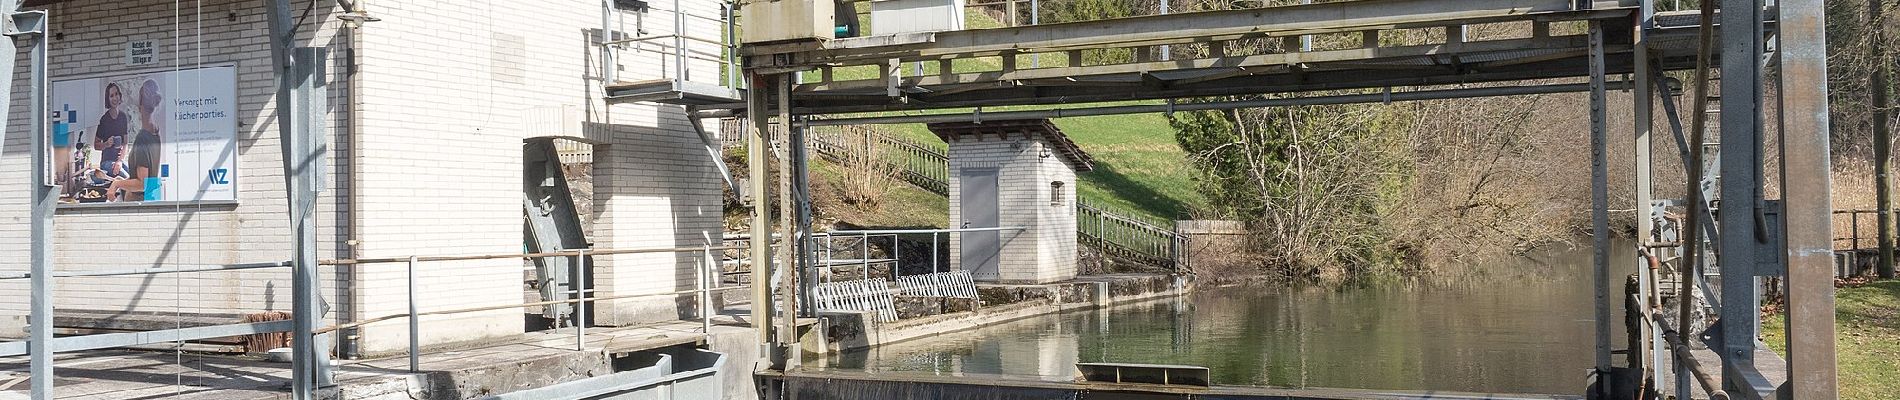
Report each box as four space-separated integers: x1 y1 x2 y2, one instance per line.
809 273 1189 353
760 370 1584 400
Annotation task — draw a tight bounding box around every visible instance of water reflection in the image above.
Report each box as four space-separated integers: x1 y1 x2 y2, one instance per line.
821 241 1633 395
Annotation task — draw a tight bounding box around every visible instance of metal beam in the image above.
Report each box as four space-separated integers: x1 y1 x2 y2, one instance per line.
1717 0 1763 391
774 75 800 369
1777 0 1839 396
748 0 1638 64
1632 0 1658 383
798 82 1632 126
745 73 775 366
0 321 293 357
794 35 1598 93
1587 19 1613 400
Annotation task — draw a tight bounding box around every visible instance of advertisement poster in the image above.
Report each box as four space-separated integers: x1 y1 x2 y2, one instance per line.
51 65 237 205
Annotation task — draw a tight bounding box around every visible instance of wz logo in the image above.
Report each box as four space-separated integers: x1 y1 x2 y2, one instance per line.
208 168 231 185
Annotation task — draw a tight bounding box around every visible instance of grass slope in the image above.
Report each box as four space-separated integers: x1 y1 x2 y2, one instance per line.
1762 280 1900 399
826 10 1207 223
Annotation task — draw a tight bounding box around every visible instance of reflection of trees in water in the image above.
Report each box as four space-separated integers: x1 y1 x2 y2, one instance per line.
830 245 1622 393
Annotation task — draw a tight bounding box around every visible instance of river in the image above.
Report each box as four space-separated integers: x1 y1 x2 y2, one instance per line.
818 241 1635 395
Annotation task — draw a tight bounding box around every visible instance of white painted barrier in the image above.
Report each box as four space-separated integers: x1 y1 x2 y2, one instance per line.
895 271 976 299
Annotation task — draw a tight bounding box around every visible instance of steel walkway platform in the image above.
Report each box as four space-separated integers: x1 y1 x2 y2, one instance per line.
723 0 1758 116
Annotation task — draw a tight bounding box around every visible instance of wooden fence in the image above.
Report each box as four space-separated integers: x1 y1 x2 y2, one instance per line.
1077 199 1182 269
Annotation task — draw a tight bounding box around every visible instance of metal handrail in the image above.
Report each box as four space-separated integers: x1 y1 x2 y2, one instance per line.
0 261 292 280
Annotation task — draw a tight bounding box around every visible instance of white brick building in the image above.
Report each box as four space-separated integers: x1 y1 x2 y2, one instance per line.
0 0 729 356
932 120 1091 284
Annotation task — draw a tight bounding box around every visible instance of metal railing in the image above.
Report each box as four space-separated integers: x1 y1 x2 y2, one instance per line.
0 244 743 378
1077 199 1181 269
602 0 741 90
1830 209 1894 251
316 245 741 372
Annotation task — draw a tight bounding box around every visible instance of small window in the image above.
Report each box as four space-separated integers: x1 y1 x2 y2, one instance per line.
1050 181 1066 206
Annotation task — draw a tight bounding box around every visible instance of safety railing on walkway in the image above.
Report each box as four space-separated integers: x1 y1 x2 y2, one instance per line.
0 244 743 378
317 245 741 372
600 0 740 90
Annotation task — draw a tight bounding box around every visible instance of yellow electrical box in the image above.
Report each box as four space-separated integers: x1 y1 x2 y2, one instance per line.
740 0 836 45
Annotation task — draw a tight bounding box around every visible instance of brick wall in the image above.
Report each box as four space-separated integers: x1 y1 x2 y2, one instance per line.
946 133 1078 284
0 0 728 354
0 0 350 337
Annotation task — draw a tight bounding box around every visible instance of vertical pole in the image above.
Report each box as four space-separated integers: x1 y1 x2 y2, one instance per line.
407 256 419 372
1780 0 1840 396
576 249 588 351
601 0 616 84
1718 0 1763 388
1679 3 1719 398
775 75 800 369
1586 19 1612 399
745 73 774 361
267 2 331 395
674 0 686 82
1157 0 1170 61
793 121 815 317
20 8 52 400
1633 0 1657 379
702 246 714 334
1030 0 1040 68
1875 0 1896 278
932 232 940 273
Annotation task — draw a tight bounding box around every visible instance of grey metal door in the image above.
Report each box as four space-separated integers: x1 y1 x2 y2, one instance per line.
960 168 1001 279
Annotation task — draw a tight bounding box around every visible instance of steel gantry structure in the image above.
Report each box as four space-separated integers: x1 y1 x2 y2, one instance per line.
724 0 1839 398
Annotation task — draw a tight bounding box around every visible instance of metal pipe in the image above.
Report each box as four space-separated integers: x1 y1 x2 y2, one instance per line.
407 256 419 372
0 261 292 280
932 232 940 273
21 8 53 399
702 246 714 334
601 0 616 83
577 249 588 351
674 0 686 81
797 81 1634 127
1678 2 1718 398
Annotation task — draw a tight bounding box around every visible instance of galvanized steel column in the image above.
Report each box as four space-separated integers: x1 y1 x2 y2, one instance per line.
14 5 51 399
1717 0 1763 389
1778 0 1841 396
1587 19 1612 399
1633 0 1658 379
267 1 331 397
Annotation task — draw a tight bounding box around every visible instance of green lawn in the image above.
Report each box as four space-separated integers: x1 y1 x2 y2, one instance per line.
1762 280 1900 399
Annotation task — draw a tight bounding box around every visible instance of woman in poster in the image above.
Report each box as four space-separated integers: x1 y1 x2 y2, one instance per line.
93 82 129 178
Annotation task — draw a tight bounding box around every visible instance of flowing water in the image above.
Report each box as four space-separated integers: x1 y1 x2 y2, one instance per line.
819 241 1634 395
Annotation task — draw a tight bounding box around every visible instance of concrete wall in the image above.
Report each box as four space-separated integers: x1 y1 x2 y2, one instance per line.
946 133 1078 284
0 0 727 353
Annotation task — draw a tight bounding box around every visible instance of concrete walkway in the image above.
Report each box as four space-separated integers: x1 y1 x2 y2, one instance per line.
0 317 761 400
